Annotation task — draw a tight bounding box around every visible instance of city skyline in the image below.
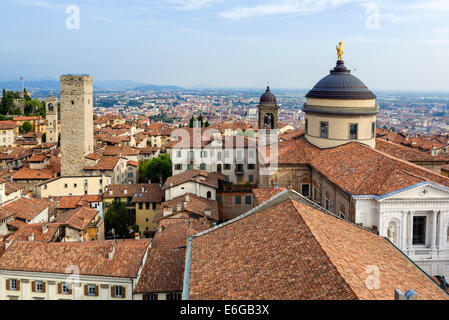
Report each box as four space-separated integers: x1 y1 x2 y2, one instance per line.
1 0 449 91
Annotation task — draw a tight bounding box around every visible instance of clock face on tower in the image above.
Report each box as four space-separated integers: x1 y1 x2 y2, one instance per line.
48 103 54 111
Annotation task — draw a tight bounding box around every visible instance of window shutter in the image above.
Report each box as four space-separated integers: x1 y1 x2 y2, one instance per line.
58 283 62 294
121 286 126 299
111 286 115 298
6 279 10 290
42 282 46 293
84 285 88 296
32 281 36 292
16 280 20 290
95 285 99 297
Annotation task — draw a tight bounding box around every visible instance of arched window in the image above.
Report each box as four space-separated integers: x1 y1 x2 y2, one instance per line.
207 191 212 199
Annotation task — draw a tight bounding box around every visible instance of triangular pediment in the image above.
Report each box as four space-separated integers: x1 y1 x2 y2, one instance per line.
382 182 449 200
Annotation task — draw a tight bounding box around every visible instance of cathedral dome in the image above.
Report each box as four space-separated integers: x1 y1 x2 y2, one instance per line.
259 86 277 105
306 60 376 100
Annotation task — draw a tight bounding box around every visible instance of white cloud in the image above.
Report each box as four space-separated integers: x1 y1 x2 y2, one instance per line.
219 0 359 20
164 0 221 10
13 0 64 10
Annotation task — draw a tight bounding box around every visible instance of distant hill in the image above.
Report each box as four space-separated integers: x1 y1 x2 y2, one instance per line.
0 80 184 92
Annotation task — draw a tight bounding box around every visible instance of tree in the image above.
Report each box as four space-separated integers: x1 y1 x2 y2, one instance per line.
24 99 44 116
138 159 151 183
21 121 32 133
104 202 130 239
189 115 195 128
204 120 210 128
146 154 172 183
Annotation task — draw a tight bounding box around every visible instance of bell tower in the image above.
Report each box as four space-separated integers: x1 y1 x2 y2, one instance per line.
44 92 59 144
258 86 279 130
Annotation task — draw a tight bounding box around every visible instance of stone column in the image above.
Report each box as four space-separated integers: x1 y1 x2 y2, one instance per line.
408 211 414 252
432 210 438 250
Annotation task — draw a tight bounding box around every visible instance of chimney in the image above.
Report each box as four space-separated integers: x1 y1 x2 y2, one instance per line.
395 289 417 300
28 233 35 242
5 238 14 249
134 232 140 240
108 244 116 260
42 223 48 234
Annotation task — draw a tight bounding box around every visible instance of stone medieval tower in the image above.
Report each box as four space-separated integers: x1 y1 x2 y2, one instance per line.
60 75 94 176
44 93 59 144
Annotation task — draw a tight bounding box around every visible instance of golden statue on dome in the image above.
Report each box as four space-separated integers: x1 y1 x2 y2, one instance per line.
336 40 345 60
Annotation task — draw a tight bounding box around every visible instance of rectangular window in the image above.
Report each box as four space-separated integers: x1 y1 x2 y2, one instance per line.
301 184 310 197
144 293 158 300
139 203 143 210
175 164 182 170
36 281 43 292
349 123 358 140
176 150 181 158
88 285 96 296
325 199 330 210
62 282 70 294
167 293 182 300
187 164 193 170
224 164 231 170
225 175 229 182
249 175 254 183
114 286 122 298
305 119 308 135
10 279 17 290
372 122 376 139
320 122 329 138
64 184 68 188
248 164 255 170
245 195 252 205
235 196 241 204
73 183 77 188
200 163 206 170
413 216 426 245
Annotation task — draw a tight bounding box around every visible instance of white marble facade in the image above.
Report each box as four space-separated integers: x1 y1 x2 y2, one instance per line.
354 182 449 278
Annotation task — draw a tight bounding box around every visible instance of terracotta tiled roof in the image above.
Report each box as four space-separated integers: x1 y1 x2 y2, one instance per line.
104 184 161 200
266 139 321 165
163 170 219 190
8 223 61 243
4 198 51 221
104 146 140 157
279 129 305 141
252 187 286 206
154 193 219 223
127 160 139 167
27 154 47 162
57 195 102 209
12 167 55 180
186 191 449 300
13 116 41 121
55 206 99 231
0 121 18 130
310 142 449 196
134 248 186 294
131 184 164 203
84 156 120 171
375 139 447 162
0 239 150 278
4 181 24 195
152 219 209 249
138 147 159 154
0 147 33 160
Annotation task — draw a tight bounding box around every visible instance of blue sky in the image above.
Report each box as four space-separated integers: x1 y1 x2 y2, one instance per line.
1 0 449 91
